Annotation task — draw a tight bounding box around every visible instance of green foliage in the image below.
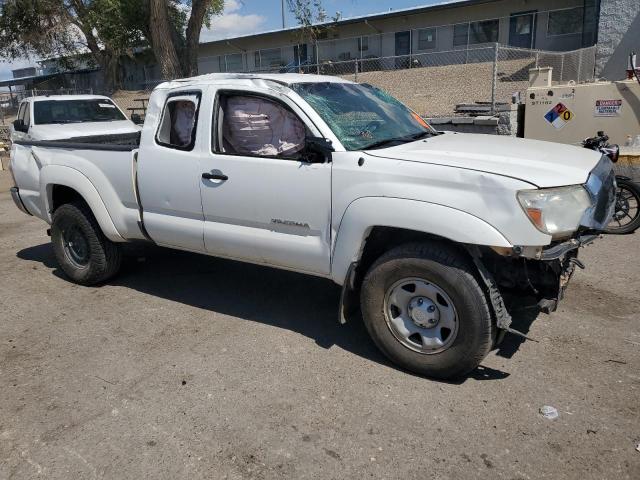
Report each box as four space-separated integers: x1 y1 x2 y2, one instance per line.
0 0 225 73
0 0 78 60
286 0 341 45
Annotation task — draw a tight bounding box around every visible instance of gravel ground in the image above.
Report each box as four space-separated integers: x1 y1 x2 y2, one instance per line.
0 170 639 479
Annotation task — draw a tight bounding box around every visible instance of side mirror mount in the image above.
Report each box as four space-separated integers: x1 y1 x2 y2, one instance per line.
304 136 334 163
13 119 28 133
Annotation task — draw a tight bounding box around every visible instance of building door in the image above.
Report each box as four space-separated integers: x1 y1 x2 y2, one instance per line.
395 31 411 68
294 44 308 65
509 11 536 49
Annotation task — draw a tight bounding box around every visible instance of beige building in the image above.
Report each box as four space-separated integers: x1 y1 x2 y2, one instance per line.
197 0 597 73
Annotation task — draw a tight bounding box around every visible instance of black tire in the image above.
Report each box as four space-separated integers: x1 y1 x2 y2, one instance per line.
604 179 640 234
51 202 122 285
360 242 494 379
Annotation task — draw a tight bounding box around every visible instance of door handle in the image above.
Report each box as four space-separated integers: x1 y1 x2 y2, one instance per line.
202 172 228 181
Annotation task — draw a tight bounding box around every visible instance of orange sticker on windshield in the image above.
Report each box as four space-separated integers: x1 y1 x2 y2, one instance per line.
412 112 430 129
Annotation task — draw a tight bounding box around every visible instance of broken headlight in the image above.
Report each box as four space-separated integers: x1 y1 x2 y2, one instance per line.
517 185 592 239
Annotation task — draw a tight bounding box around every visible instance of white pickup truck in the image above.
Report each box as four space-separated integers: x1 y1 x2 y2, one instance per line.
9 73 616 379
10 95 140 142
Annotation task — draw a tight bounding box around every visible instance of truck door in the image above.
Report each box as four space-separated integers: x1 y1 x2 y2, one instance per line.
199 89 332 275
136 90 206 252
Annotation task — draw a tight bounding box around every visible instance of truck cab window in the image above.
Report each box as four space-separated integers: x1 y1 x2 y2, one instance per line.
156 94 200 150
216 94 306 158
17 103 26 122
23 102 31 127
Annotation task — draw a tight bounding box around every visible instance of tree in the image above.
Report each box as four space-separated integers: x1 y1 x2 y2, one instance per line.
0 0 225 89
286 0 341 66
148 0 224 79
0 0 145 89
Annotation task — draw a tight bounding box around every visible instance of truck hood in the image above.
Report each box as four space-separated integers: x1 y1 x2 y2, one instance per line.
30 120 141 140
365 132 601 187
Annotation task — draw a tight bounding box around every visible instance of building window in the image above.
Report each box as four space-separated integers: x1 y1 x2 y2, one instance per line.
454 19 499 46
470 19 499 44
417 28 436 50
257 48 282 69
453 23 468 46
358 36 369 52
255 49 283 69
547 7 584 36
224 53 244 72
514 15 532 35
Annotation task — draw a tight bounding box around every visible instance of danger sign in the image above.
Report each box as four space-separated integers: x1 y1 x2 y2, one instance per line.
594 99 622 117
544 102 574 129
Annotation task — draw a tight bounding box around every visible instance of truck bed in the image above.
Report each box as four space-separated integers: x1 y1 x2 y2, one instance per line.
10 138 145 242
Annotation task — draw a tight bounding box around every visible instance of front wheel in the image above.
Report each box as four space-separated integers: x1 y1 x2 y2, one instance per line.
360 242 494 379
51 202 122 285
604 178 640 234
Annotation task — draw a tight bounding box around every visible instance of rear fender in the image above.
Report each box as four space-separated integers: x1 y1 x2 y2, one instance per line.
330 197 511 285
41 165 124 242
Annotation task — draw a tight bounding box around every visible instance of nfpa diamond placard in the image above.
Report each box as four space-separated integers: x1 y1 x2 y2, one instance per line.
544 102 574 129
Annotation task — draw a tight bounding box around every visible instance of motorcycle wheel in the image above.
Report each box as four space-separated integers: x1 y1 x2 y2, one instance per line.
604 178 640 234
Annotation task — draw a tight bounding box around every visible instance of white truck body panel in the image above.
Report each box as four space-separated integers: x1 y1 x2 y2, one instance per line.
368 133 602 188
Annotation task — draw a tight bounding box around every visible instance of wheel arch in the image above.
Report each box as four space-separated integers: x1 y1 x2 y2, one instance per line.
42 165 124 242
330 197 511 286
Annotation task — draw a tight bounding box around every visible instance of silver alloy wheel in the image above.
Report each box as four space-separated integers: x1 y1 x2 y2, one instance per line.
383 277 458 354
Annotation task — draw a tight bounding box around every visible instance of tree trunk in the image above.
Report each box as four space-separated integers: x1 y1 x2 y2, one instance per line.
102 50 121 93
183 0 209 77
149 0 182 80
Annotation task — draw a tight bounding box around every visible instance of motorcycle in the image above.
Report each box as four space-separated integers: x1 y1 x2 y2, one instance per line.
582 132 640 234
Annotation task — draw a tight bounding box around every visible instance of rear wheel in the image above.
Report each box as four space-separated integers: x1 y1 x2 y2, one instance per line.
360 242 494 379
51 202 122 285
604 179 640 234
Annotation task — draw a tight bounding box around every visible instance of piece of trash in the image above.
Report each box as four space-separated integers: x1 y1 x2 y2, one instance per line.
181 380 187 386
636 443 640 453
539 405 559 420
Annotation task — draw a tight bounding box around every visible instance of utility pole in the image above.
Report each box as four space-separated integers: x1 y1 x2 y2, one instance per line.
281 0 286 29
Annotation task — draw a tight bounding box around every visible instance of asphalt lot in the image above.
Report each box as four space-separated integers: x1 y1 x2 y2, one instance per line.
1 169 639 479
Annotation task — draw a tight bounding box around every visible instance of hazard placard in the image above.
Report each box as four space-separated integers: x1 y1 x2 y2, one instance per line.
544 102 574 129
594 99 622 117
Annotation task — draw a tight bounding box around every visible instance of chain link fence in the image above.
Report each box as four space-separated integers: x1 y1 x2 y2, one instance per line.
191 44 596 118
108 44 597 123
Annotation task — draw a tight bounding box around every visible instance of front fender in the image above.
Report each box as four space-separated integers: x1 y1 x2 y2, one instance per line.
40 165 124 242
330 197 511 285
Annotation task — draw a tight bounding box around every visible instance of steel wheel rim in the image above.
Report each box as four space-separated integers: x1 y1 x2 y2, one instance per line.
608 185 639 228
383 277 459 354
62 226 90 268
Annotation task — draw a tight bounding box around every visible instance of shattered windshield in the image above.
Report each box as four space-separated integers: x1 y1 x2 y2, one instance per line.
291 82 434 151
34 99 126 125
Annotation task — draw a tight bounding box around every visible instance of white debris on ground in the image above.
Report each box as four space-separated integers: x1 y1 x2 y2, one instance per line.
539 406 559 420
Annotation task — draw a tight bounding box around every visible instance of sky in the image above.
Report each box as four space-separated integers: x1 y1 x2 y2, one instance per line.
0 0 445 80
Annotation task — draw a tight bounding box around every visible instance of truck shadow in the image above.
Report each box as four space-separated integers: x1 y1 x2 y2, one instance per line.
18 242 515 382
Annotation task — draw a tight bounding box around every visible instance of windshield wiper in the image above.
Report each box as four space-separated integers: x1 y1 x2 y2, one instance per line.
408 131 434 141
362 131 434 150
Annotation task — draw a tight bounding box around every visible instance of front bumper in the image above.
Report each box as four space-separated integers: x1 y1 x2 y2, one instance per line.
540 233 598 260
10 187 32 216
